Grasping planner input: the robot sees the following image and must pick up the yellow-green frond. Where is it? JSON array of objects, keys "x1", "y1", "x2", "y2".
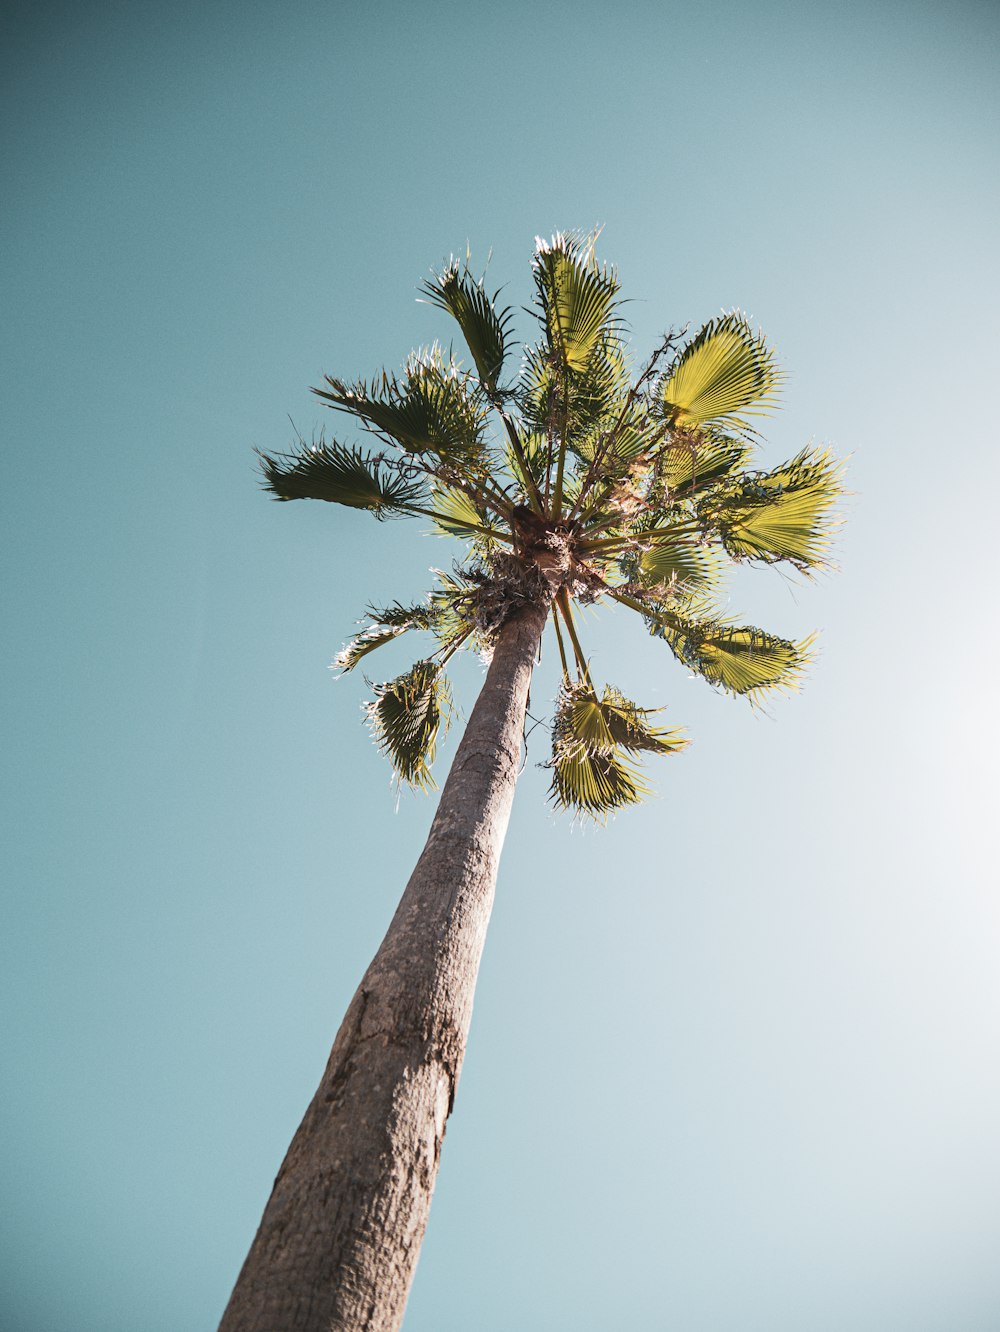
[
  {"x1": 366, "y1": 661, "x2": 452, "y2": 789},
  {"x1": 520, "y1": 334, "x2": 629, "y2": 446},
  {"x1": 430, "y1": 485, "x2": 504, "y2": 547},
  {"x1": 655, "y1": 614, "x2": 816, "y2": 702},
  {"x1": 547, "y1": 680, "x2": 686, "y2": 820},
  {"x1": 597, "y1": 686, "x2": 689, "y2": 755},
  {"x1": 659, "y1": 314, "x2": 782, "y2": 435},
  {"x1": 637, "y1": 536, "x2": 727, "y2": 594},
  {"x1": 713, "y1": 448, "x2": 844, "y2": 568},
  {"x1": 549, "y1": 745, "x2": 644, "y2": 820},
  {"x1": 657, "y1": 432, "x2": 751, "y2": 494},
  {"x1": 532, "y1": 233, "x2": 620, "y2": 373}
]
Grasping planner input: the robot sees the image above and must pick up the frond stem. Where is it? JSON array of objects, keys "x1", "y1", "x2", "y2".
[
  {"x1": 566, "y1": 332, "x2": 680, "y2": 521},
  {"x1": 405, "y1": 505, "x2": 515, "y2": 545},
  {"x1": 435, "y1": 626, "x2": 474, "y2": 666},
  {"x1": 551, "y1": 606, "x2": 571, "y2": 681},
  {"x1": 490, "y1": 397, "x2": 545, "y2": 515},
  {"x1": 556, "y1": 590, "x2": 592, "y2": 685},
  {"x1": 579, "y1": 520, "x2": 705, "y2": 554}
]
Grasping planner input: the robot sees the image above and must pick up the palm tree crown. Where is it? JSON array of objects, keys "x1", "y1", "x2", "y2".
[{"x1": 260, "y1": 231, "x2": 842, "y2": 818}]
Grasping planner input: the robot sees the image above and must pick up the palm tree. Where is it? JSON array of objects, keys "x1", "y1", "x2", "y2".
[{"x1": 219, "y1": 233, "x2": 842, "y2": 1331}]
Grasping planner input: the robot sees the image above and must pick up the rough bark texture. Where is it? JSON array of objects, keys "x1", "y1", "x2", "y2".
[{"x1": 219, "y1": 596, "x2": 549, "y2": 1332}]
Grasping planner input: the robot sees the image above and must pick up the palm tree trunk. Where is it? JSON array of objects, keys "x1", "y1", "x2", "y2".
[{"x1": 219, "y1": 595, "x2": 550, "y2": 1332}]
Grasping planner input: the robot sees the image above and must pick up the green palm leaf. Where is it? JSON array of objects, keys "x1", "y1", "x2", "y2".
[
  {"x1": 258, "y1": 441, "x2": 425, "y2": 516},
  {"x1": 711, "y1": 448, "x2": 844, "y2": 568},
  {"x1": 658, "y1": 314, "x2": 781, "y2": 435},
  {"x1": 314, "y1": 352, "x2": 487, "y2": 457},
  {"x1": 657, "y1": 432, "x2": 751, "y2": 494},
  {"x1": 333, "y1": 603, "x2": 436, "y2": 674},
  {"x1": 504, "y1": 431, "x2": 549, "y2": 489},
  {"x1": 548, "y1": 681, "x2": 686, "y2": 819},
  {"x1": 420, "y1": 260, "x2": 513, "y2": 391},
  {"x1": 521, "y1": 335, "x2": 629, "y2": 445},
  {"x1": 654, "y1": 612, "x2": 815, "y2": 701},
  {"x1": 637, "y1": 536, "x2": 726, "y2": 594},
  {"x1": 430, "y1": 485, "x2": 503, "y2": 544},
  {"x1": 366, "y1": 661, "x2": 452, "y2": 789},
  {"x1": 576, "y1": 410, "x2": 656, "y2": 467},
  {"x1": 592, "y1": 685, "x2": 688, "y2": 755},
  {"x1": 549, "y1": 744, "x2": 644, "y2": 819},
  {"x1": 532, "y1": 233, "x2": 620, "y2": 373}
]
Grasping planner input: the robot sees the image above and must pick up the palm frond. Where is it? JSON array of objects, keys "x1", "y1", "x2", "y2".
[
  {"x1": 548, "y1": 680, "x2": 686, "y2": 819},
  {"x1": 710, "y1": 448, "x2": 844, "y2": 569},
  {"x1": 366, "y1": 660, "x2": 452, "y2": 789},
  {"x1": 532, "y1": 233, "x2": 620, "y2": 372},
  {"x1": 575, "y1": 409, "x2": 657, "y2": 467},
  {"x1": 333, "y1": 602, "x2": 435, "y2": 674},
  {"x1": 658, "y1": 314, "x2": 782, "y2": 435},
  {"x1": 520, "y1": 334, "x2": 630, "y2": 445},
  {"x1": 427, "y1": 567, "x2": 485, "y2": 651},
  {"x1": 504, "y1": 431, "x2": 549, "y2": 489},
  {"x1": 652, "y1": 610, "x2": 815, "y2": 702},
  {"x1": 549, "y1": 732, "x2": 645, "y2": 819},
  {"x1": 313, "y1": 350, "x2": 487, "y2": 458},
  {"x1": 592, "y1": 685, "x2": 688, "y2": 755},
  {"x1": 258, "y1": 441, "x2": 426, "y2": 516},
  {"x1": 421, "y1": 260, "x2": 513, "y2": 391},
  {"x1": 636, "y1": 535, "x2": 727, "y2": 593},
  {"x1": 430, "y1": 484, "x2": 503, "y2": 545},
  {"x1": 656, "y1": 431, "x2": 751, "y2": 494}
]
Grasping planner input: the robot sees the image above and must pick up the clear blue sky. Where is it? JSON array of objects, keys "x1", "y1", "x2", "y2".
[{"x1": 2, "y1": 1, "x2": 998, "y2": 1328}]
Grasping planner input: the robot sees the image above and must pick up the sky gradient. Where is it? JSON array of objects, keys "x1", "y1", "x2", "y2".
[{"x1": 2, "y1": 1, "x2": 999, "y2": 1328}]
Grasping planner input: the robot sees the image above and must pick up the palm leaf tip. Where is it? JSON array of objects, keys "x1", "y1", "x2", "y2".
[
  {"x1": 659, "y1": 615, "x2": 817, "y2": 703},
  {"x1": 532, "y1": 232, "x2": 621, "y2": 373},
  {"x1": 597, "y1": 686, "x2": 689, "y2": 755},
  {"x1": 658, "y1": 313, "x2": 782, "y2": 434},
  {"x1": 313, "y1": 350, "x2": 487, "y2": 459},
  {"x1": 713, "y1": 448, "x2": 845, "y2": 569},
  {"x1": 420, "y1": 260, "x2": 512, "y2": 390},
  {"x1": 258, "y1": 441, "x2": 424, "y2": 516},
  {"x1": 547, "y1": 681, "x2": 686, "y2": 820},
  {"x1": 366, "y1": 660, "x2": 452, "y2": 789},
  {"x1": 333, "y1": 602, "x2": 436, "y2": 674}
]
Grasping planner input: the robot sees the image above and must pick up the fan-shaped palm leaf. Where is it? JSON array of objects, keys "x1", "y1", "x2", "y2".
[
  {"x1": 532, "y1": 233, "x2": 620, "y2": 373},
  {"x1": 575, "y1": 410, "x2": 656, "y2": 468},
  {"x1": 549, "y1": 743, "x2": 644, "y2": 818},
  {"x1": 430, "y1": 485, "x2": 503, "y2": 545},
  {"x1": 259, "y1": 442, "x2": 426, "y2": 516},
  {"x1": 420, "y1": 261, "x2": 513, "y2": 391},
  {"x1": 333, "y1": 603, "x2": 436, "y2": 674},
  {"x1": 591, "y1": 685, "x2": 688, "y2": 755},
  {"x1": 658, "y1": 314, "x2": 781, "y2": 435},
  {"x1": 521, "y1": 335, "x2": 629, "y2": 446},
  {"x1": 547, "y1": 681, "x2": 686, "y2": 819},
  {"x1": 657, "y1": 431, "x2": 751, "y2": 494},
  {"x1": 654, "y1": 612, "x2": 814, "y2": 702},
  {"x1": 712, "y1": 448, "x2": 843, "y2": 568},
  {"x1": 637, "y1": 536, "x2": 726, "y2": 594},
  {"x1": 314, "y1": 354, "x2": 487, "y2": 458},
  {"x1": 366, "y1": 661, "x2": 452, "y2": 789},
  {"x1": 504, "y1": 431, "x2": 549, "y2": 490}
]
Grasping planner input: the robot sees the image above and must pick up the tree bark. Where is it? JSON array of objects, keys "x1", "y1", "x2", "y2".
[{"x1": 219, "y1": 595, "x2": 549, "y2": 1332}]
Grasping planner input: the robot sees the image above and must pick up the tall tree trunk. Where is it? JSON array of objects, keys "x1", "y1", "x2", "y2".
[{"x1": 219, "y1": 595, "x2": 549, "y2": 1332}]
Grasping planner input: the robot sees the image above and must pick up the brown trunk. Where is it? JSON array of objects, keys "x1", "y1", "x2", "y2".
[{"x1": 219, "y1": 596, "x2": 549, "y2": 1332}]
